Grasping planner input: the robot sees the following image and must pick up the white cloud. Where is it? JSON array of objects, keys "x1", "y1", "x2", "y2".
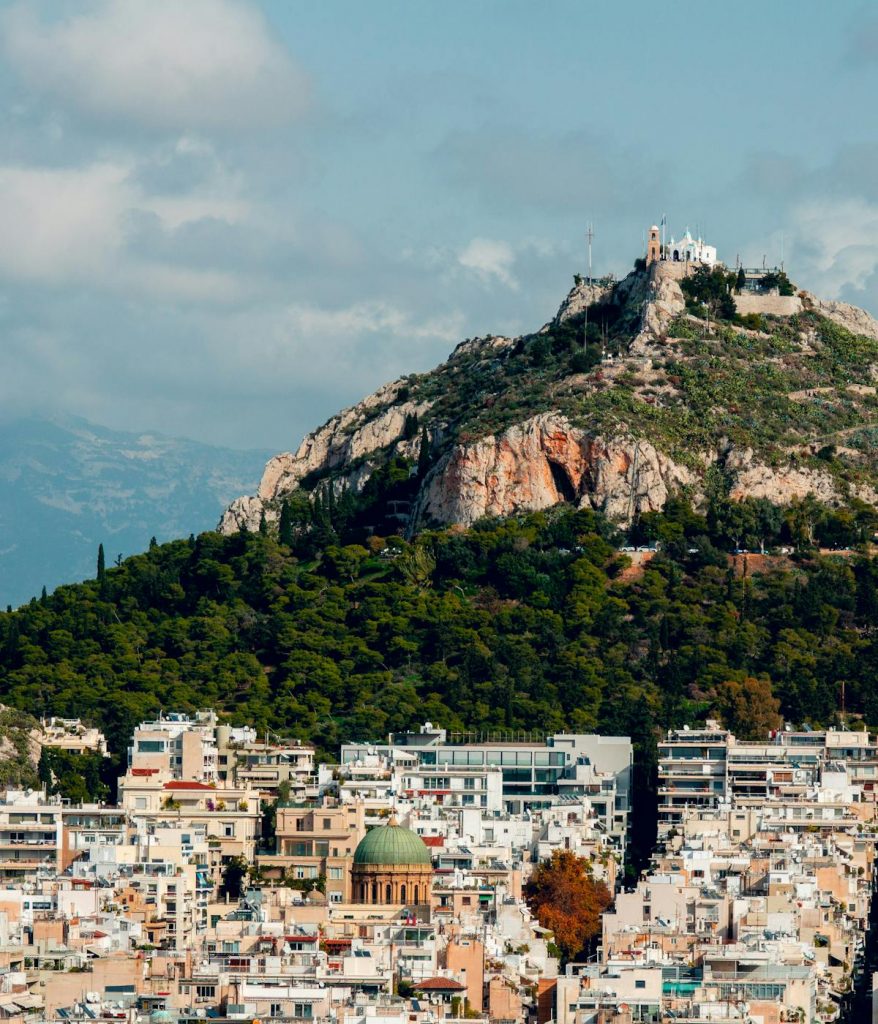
[
  {"x1": 0, "y1": 162, "x2": 130, "y2": 282},
  {"x1": 282, "y1": 301, "x2": 465, "y2": 345},
  {"x1": 0, "y1": 0, "x2": 309, "y2": 132},
  {"x1": 0, "y1": 160, "x2": 251, "y2": 301},
  {"x1": 458, "y1": 237, "x2": 518, "y2": 289},
  {"x1": 787, "y1": 198, "x2": 878, "y2": 298}
]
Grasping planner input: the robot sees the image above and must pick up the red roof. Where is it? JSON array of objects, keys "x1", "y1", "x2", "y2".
[
  {"x1": 421, "y1": 837, "x2": 445, "y2": 847},
  {"x1": 131, "y1": 768, "x2": 159, "y2": 777},
  {"x1": 416, "y1": 978, "x2": 465, "y2": 992},
  {"x1": 163, "y1": 781, "x2": 215, "y2": 790},
  {"x1": 285, "y1": 934, "x2": 318, "y2": 942}
]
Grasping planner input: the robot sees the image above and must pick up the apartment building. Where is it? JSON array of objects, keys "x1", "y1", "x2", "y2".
[
  {"x1": 256, "y1": 800, "x2": 366, "y2": 903},
  {"x1": 341, "y1": 723, "x2": 632, "y2": 850},
  {"x1": 0, "y1": 791, "x2": 64, "y2": 882}
]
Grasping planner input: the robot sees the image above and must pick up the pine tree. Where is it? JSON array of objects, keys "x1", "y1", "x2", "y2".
[
  {"x1": 258, "y1": 510, "x2": 268, "y2": 536},
  {"x1": 149, "y1": 536, "x2": 158, "y2": 551},
  {"x1": 735, "y1": 266, "x2": 746, "y2": 294}
]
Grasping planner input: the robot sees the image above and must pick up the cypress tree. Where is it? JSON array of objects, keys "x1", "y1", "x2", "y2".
[
  {"x1": 96, "y1": 544, "x2": 106, "y2": 581},
  {"x1": 403, "y1": 412, "x2": 419, "y2": 440},
  {"x1": 417, "y1": 426, "x2": 432, "y2": 479},
  {"x1": 278, "y1": 501, "x2": 295, "y2": 547}
]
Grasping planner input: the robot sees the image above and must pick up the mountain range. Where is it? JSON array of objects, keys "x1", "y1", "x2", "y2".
[{"x1": 0, "y1": 416, "x2": 267, "y2": 608}]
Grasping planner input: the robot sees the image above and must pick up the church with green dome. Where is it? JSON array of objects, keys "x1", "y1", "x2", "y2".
[{"x1": 351, "y1": 815, "x2": 433, "y2": 906}]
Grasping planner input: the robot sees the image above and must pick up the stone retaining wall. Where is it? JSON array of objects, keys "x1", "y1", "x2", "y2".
[{"x1": 734, "y1": 293, "x2": 803, "y2": 316}]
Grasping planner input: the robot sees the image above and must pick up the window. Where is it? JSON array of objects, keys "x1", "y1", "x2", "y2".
[
  {"x1": 322, "y1": 817, "x2": 331, "y2": 830},
  {"x1": 223, "y1": 823, "x2": 235, "y2": 837},
  {"x1": 137, "y1": 740, "x2": 166, "y2": 753},
  {"x1": 464, "y1": 777, "x2": 476, "y2": 790},
  {"x1": 329, "y1": 892, "x2": 342, "y2": 903},
  {"x1": 195, "y1": 985, "x2": 215, "y2": 999},
  {"x1": 294, "y1": 1003, "x2": 313, "y2": 1019},
  {"x1": 328, "y1": 867, "x2": 343, "y2": 880},
  {"x1": 635, "y1": 980, "x2": 646, "y2": 990},
  {"x1": 135, "y1": 797, "x2": 147, "y2": 810},
  {"x1": 270, "y1": 1005, "x2": 282, "y2": 1018}
]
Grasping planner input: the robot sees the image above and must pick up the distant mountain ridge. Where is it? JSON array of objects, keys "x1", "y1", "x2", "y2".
[{"x1": 0, "y1": 415, "x2": 267, "y2": 607}]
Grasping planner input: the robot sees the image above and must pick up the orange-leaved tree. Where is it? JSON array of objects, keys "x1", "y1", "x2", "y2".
[
  {"x1": 524, "y1": 849, "x2": 612, "y2": 961},
  {"x1": 712, "y1": 675, "x2": 782, "y2": 740}
]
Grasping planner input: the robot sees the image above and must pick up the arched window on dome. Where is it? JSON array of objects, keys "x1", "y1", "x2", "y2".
[
  {"x1": 413, "y1": 885, "x2": 419, "y2": 905},
  {"x1": 400, "y1": 884, "x2": 407, "y2": 904},
  {"x1": 371, "y1": 882, "x2": 377, "y2": 903},
  {"x1": 385, "y1": 883, "x2": 393, "y2": 904}
]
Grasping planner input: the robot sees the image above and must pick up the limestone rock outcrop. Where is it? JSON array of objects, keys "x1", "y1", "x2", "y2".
[
  {"x1": 221, "y1": 380, "x2": 433, "y2": 527},
  {"x1": 219, "y1": 494, "x2": 272, "y2": 534},
  {"x1": 801, "y1": 292, "x2": 878, "y2": 341},
  {"x1": 418, "y1": 413, "x2": 695, "y2": 526},
  {"x1": 630, "y1": 263, "x2": 686, "y2": 352},
  {"x1": 724, "y1": 448, "x2": 837, "y2": 505},
  {"x1": 553, "y1": 279, "x2": 614, "y2": 324}
]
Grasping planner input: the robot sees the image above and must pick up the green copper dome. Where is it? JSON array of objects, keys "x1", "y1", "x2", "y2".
[{"x1": 353, "y1": 820, "x2": 432, "y2": 867}]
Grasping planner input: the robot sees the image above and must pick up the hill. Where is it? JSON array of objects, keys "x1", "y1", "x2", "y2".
[
  {"x1": 0, "y1": 415, "x2": 267, "y2": 608},
  {"x1": 221, "y1": 262, "x2": 878, "y2": 536}
]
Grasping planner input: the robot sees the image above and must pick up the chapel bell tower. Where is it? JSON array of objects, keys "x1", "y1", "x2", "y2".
[{"x1": 646, "y1": 224, "x2": 661, "y2": 265}]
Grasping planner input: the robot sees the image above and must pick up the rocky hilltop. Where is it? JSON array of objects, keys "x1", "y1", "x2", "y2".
[{"x1": 221, "y1": 262, "x2": 878, "y2": 535}]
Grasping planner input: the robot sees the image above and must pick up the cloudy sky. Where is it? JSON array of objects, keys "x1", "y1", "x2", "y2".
[{"x1": 1, "y1": 0, "x2": 877, "y2": 450}]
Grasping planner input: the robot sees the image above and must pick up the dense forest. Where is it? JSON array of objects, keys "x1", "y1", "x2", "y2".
[{"x1": 3, "y1": 495, "x2": 878, "y2": 865}]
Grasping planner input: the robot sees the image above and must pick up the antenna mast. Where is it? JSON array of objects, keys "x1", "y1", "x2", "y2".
[{"x1": 584, "y1": 221, "x2": 594, "y2": 351}]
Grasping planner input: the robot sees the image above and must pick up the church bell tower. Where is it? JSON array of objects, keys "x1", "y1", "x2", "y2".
[{"x1": 646, "y1": 224, "x2": 661, "y2": 265}]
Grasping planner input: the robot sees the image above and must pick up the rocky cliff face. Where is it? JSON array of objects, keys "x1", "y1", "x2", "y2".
[
  {"x1": 417, "y1": 413, "x2": 695, "y2": 525},
  {"x1": 220, "y1": 264, "x2": 878, "y2": 535}
]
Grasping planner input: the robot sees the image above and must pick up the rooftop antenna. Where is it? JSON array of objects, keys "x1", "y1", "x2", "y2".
[
  {"x1": 661, "y1": 213, "x2": 667, "y2": 259},
  {"x1": 780, "y1": 232, "x2": 785, "y2": 273}
]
